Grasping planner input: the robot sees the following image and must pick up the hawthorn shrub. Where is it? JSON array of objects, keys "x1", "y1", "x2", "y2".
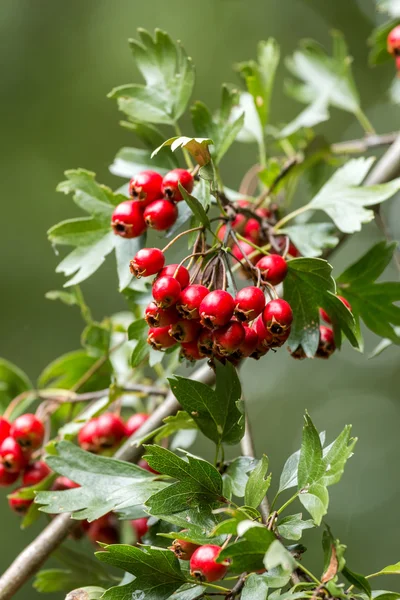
[{"x1": 0, "y1": 7, "x2": 400, "y2": 600}]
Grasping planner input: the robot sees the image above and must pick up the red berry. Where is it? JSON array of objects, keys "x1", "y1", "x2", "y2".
[
  {"x1": 319, "y1": 296, "x2": 352, "y2": 324},
  {"x1": 129, "y1": 248, "x2": 165, "y2": 278},
  {"x1": 262, "y1": 299, "x2": 293, "y2": 335},
  {"x1": 52, "y1": 476, "x2": 80, "y2": 491},
  {"x1": 0, "y1": 437, "x2": 27, "y2": 472},
  {"x1": 171, "y1": 536, "x2": 199, "y2": 560},
  {"x1": 316, "y1": 326, "x2": 336, "y2": 359},
  {"x1": 217, "y1": 224, "x2": 228, "y2": 243},
  {"x1": 388, "y1": 25, "x2": 400, "y2": 54},
  {"x1": 78, "y1": 419, "x2": 99, "y2": 453},
  {"x1": 244, "y1": 218, "x2": 262, "y2": 243},
  {"x1": 111, "y1": 200, "x2": 146, "y2": 238},
  {"x1": 234, "y1": 325, "x2": 259, "y2": 358},
  {"x1": 96, "y1": 413, "x2": 126, "y2": 449},
  {"x1": 128, "y1": 170, "x2": 163, "y2": 206},
  {"x1": 138, "y1": 458, "x2": 159, "y2": 474},
  {"x1": 213, "y1": 321, "x2": 245, "y2": 356},
  {"x1": 144, "y1": 199, "x2": 178, "y2": 231},
  {"x1": 253, "y1": 315, "x2": 274, "y2": 349},
  {"x1": 10, "y1": 414, "x2": 45, "y2": 451},
  {"x1": 256, "y1": 254, "x2": 288, "y2": 286},
  {"x1": 234, "y1": 287, "x2": 265, "y2": 322},
  {"x1": 125, "y1": 413, "x2": 149, "y2": 436},
  {"x1": 169, "y1": 319, "x2": 201, "y2": 343},
  {"x1": 276, "y1": 236, "x2": 300, "y2": 257},
  {"x1": 156, "y1": 264, "x2": 190, "y2": 290},
  {"x1": 8, "y1": 491, "x2": 33, "y2": 515},
  {"x1": 87, "y1": 514, "x2": 120, "y2": 546},
  {"x1": 145, "y1": 302, "x2": 180, "y2": 328},
  {"x1": 147, "y1": 326, "x2": 176, "y2": 350},
  {"x1": 177, "y1": 285, "x2": 210, "y2": 320},
  {"x1": 131, "y1": 517, "x2": 148, "y2": 542},
  {"x1": 198, "y1": 329, "x2": 215, "y2": 356},
  {"x1": 190, "y1": 545, "x2": 229, "y2": 582},
  {"x1": 0, "y1": 464, "x2": 19, "y2": 487},
  {"x1": 234, "y1": 199, "x2": 251, "y2": 209},
  {"x1": 152, "y1": 276, "x2": 181, "y2": 309},
  {"x1": 232, "y1": 241, "x2": 259, "y2": 264},
  {"x1": 181, "y1": 340, "x2": 205, "y2": 362},
  {"x1": 0, "y1": 418, "x2": 11, "y2": 445},
  {"x1": 231, "y1": 213, "x2": 246, "y2": 232},
  {"x1": 162, "y1": 168, "x2": 194, "y2": 201},
  {"x1": 22, "y1": 461, "x2": 51, "y2": 487},
  {"x1": 199, "y1": 290, "x2": 235, "y2": 330}
]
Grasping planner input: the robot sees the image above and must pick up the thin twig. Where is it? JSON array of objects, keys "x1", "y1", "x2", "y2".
[
  {"x1": 255, "y1": 157, "x2": 299, "y2": 208},
  {"x1": 331, "y1": 132, "x2": 398, "y2": 155},
  {"x1": 226, "y1": 572, "x2": 247, "y2": 599}
]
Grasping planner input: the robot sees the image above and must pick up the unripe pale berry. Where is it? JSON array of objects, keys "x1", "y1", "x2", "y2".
[
  {"x1": 316, "y1": 325, "x2": 336, "y2": 359},
  {"x1": 319, "y1": 296, "x2": 352, "y2": 324},
  {"x1": 234, "y1": 286, "x2": 265, "y2": 322},
  {"x1": 213, "y1": 321, "x2": 245, "y2": 356},
  {"x1": 181, "y1": 340, "x2": 205, "y2": 362},
  {"x1": 111, "y1": 200, "x2": 146, "y2": 238},
  {"x1": 22, "y1": 461, "x2": 51, "y2": 487},
  {"x1": 169, "y1": 319, "x2": 202, "y2": 343},
  {"x1": 0, "y1": 418, "x2": 11, "y2": 445},
  {"x1": 147, "y1": 326, "x2": 177, "y2": 350},
  {"x1": 10, "y1": 414, "x2": 45, "y2": 451},
  {"x1": 144, "y1": 199, "x2": 178, "y2": 231},
  {"x1": 199, "y1": 290, "x2": 235, "y2": 330},
  {"x1": 96, "y1": 413, "x2": 126, "y2": 449},
  {"x1": 152, "y1": 276, "x2": 181, "y2": 308},
  {"x1": 131, "y1": 517, "x2": 149, "y2": 542},
  {"x1": 190, "y1": 545, "x2": 229, "y2": 582},
  {"x1": 78, "y1": 419, "x2": 100, "y2": 453},
  {"x1": 128, "y1": 170, "x2": 163, "y2": 206},
  {"x1": 129, "y1": 248, "x2": 165, "y2": 278},
  {"x1": 0, "y1": 437, "x2": 27, "y2": 472},
  {"x1": 162, "y1": 168, "x2": 194, "y2": 201},
  {"x1": 156, "y1": 264, "x2": 190, "y2": 290},
  {"x1": 8, "y1": 491, "x2": 33, "y2": 515},
  {"x1": 256, "y1": 254, "x2": 288, "y2": 286},
  {"x1": 145, "y1": 302, "x2": 180, "y2": 328},
  {"x1": 262, "y1": 299, "x2": 293, "y2": 335},
  {"x1": 171, "y1": 536, "x2": 199, "y2": 560},
  {"x1": 125, "y1": 413, "x2": 149, "y2": 436},
  {"x1": 177, "y1": 285, "x2": 210, "y2": 320}
]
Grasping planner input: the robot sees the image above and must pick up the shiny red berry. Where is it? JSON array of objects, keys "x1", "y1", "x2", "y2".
[
  {"x1": 169, "y1": 319, "x2": 201, "y2": 343},
  {"x1": 0, "y1": 418, "x2": 11, "y2": 444},
  {"x1": 388, "y1": 25, "x2": 400, "y2": 54},
  {"x1": 0, "y1": 437, "x2": 27, "y2": 472},
  {"x1": 152, "y1": 276, "x2": 181, "y2": 308},
  {"x1": 234, "y1": 287, "x2": 265, "y2": 322},
  {"x1": 253, "y1": 315, "x2": 274, "y2": 349},
  {"x1": 198, "y1": 328, "x2": 215, "y2": 356},
  {"x1": 128, "y1": 170, "x2": 163, "y2": 206},
  {"x1": 138, "y1": 458, "x2": 159, "y2": 474},
  {"x1": 177, "y1": 285, "x2": 209, "y2": 320},
  {"x1": 125, "y1": 413, "x2": 149, "y2": 436},
  {"x1": 78, "y1": 419, "x2": 99, "y2": 453},
  {"x1": 8, "y1": 491, "x2": 33, "y2": 515},
  {"x1": 156, "y1": 264, "x2": 190, "y2": 290},
  {"x1": 171, "y1": 536, "x2": 199, "y2": 560},
  {"x1": 22, "y1": 461, "x2": 51, "y2": 487},
  {"x1": 319, "y1": 296, "x2": 352, "y2": 324},
  {"x1": 316, "y1": 326, "x2": 336, "y2": 359},
  {"x1": 181, "y1": 340, "x2": 205, "y2": 362},
  {"x1": 144, "y1": 302, "x2": 180, "y2": 328},
  {"x1": 10, "y1": 414, "x2": 45, "y2": 451},
  {"x1": 262, "y1": 299, "x2": 293, "y2": 335},
  {"x1": 243, "y1": 218, "x2": 263, "y2": 243},
  {"x1": 144, "y1": 199, "x2": 178, "y2": 231},
  {"x1": 233, "y1": 325, "x2": 259, "y2": 358},
  {"x1": 129, "y1": 248, "x2": 165, "y2": 278},
  {"x1": 213, "y1": 321, "x2": 245, "y2": 356},
  {"x1": 111, "y1": 200, "x2": 146, "y2": 238},
  {"x1": 232, "y1": 241, "x2": 259, "y2": 265},
  {"x1": 199, "y1": 290, "x2": 235, "y2": 330},
  {"x1": 147, "y1": 326, "x2": 177, "y2": 350},
  {"x1": 52, "y1": 476, "x2": 80, "y2": 490},
  {"x1": 0, "y1": 464, "x2": 19, "y2": 487},
  {"x1": 190, "y1": 545, "x2": 229, "y2": 582},
  {"x1": 96, "y1": 413, "x2": 126, "y2": 449},
  {"x1": 256, "y1": 254, "x2": 288, "y2": 286},
  {"x1": 87, "y1": 514, "x2": 120, "y2": 546},
  {"x1": 131, "y1": 517, "x2": 149, "y2": 542},
  {"x1": 162, "y1": 168, "x2": 194, "y2": 201}
]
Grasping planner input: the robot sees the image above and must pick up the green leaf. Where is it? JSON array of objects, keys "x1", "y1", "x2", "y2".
[
  {"x1": 283, "y1": 258, "x2": 358, "y2": 357},
  {"x1": 343, "y1": 566, "x2": 371, "y2": 597},
  {"x1": 223, "y1": 456, "x2": 257, "y2": 499},
  {"x1": 48, "y1": 217, "x2": 111, "y2": 247},
  {"x1": 97, "y1": 544, "x2": 186, "y2": 600},
  {"x1": 298, "y1": 413, "x2": 324, "y2": 489},
  {"x1": 169, "y1": 361, "x2": 244, "y2": 446},
  {"x1": 321, "y1": 425, "x2": 357, "y2": 486},
  {"x1": 278, "y1": 94, "x2": 330, "y2": 138},
  {"x1": 38, "y1": 350, "x2": 112, "y2": 392},
  {"x1": 171, "y1": 584, "x2": 205, "y2": 600},
  {"x1": 114, "y1": 235, "x2": 147, "y2": 292},
  {"x1": 242, "y1": 573, "x2": 269, "y2": 600},
  {"x1": 219, "y1": 521, "x2": 275, "y2": 573},
  {"x1": 245, "y1": 455, "x2": 271, "y2": 508},
  {"x1": 277, "y1": 514, "x2": 314, "y2": 541},
  {"x1": 130, "y1": 340, "x2": 150, "y2": 368},
  {"x1": 299, "y1": 482, "x2": 329, "y2": 525},
  {"x1": 322, "y1": 526, "x2": 346, "y2": 581},
  {"x1": 137, "y1": 411, "x2": 197, "y2": 446},
  {"x1": 370, "y1": 561, "x2": 400, "y2": 576},
  {"x1": 45, "y1": 289, "x2": 80, "y2": 306},
  {"x1": 368, "y1": 19, "x2": 400, "y2": 65},
  {"x1": 279, "y1": 433, "x2": 325, "y2": 493},
  {"x1": 179, "y1": 185, "x2": 211, "y2": 228},
  {"x1": 263, "y1": 539, "x2": 297, "y2": 573},
  {"x1": 337, "y1": 242, "x2": 400, "y2": 344},
  {"x1": 306, "y1": 158, "x2": 400, "y2": 234},
  {"x1": 280, "y1": 223, "x2": 339, "y2": 258},
  {"x1": 0, "y1": 358, "x2": 32, "y2": 414},
  {"x1": 109, "y1": 145, "x2": 178, "y2": 179},
  {"x1": 378, "y1": 0, "x2": 400, "y2": 18},
  {"x1": 152, "y1": 136, "x2": 212, "y2": 167},
  {"x1": 81, "y1": 323, "x2": 111, "y2": 357},
  {"x1": 36, "y1": 441, "x2": 164, "y2": 521}
]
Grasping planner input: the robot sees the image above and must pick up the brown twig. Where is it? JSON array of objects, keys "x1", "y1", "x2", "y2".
[{"x1": 226, "y1": 572, "x2": 247, "y2": 599}]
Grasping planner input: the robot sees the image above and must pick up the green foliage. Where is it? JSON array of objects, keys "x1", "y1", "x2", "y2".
[
  {"x1": 38, "y1": 350, "x2": 112, "y2": 392},
  {"x1": 244, "y1": 455, "x2": 271, "y2": 508},
  {"x1": 219, "y1": 521, "x2": 275, "y2": 573},
  {"x1": 280, "y1": 223, "x2": 338, "y2": 258},
  {"x1": 152, "y1": 136, "x2": 212, "y2": 166},
  {"x1": 0, "y1": 358, "x2": 32, "y2": 415},
  {"x1": 368, "y1": 19, "x2": 400, "y2": 65}
]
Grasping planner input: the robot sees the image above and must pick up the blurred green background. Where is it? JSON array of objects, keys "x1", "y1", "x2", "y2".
[{"x1": 1, "y1": 0, "x2": 400, "y2": 597}]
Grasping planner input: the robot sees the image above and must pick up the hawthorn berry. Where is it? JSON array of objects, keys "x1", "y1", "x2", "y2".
[
  {"x1": 22, "y1": 461, "x2": 51, "y2": 487},
  {"x1": 128, "y1": 170, "x2": 163, "y2": 206},
  {"x1": 262, "y1": 299, "x2": 293, "y2": 335},
  {"x1": 96, "y1": 413, "x2": 126, "y2": 449},
  {"x1": 232, "y1": 241, "x2": 259, "y2": 265},
  {"x1": 256, "y1": 254, "x2": 288, "y2": 286},
  {"x1": 125, "y1": 413, "x2": 149, "y2": 436},
  {"x1": 131, "y1": 517, "x2": 149, "y2": 542},
  {"x1": 162, "y1": 168, "x2": 194, "y2": 201},
  {"x1": 316, "y1": 325, "x2": 336, "y2": 359},
  {"x1": 147, "y1": 326, "x2": 177, "y2": 350},
  {"x1": 78, "y1": 419, "x2": 100, "y2": 453},
  {"x1": 199, "y1": 290, "x2": 235, "y2": 329},
  {"x1": 156, "y1": 264, "x2": 190, "y2": 289},
  {"x1": 253, "y1": 315, "x2": 274, "y2": 349},
  {"x1": 129, "y1": 248, "x2": 165, "y2": 278},
  {"x1": 169, "y1": 319, "x2": 201, "y2": 343},
  {"x1": 190, "y1": 545, "x2": 229, "y2": 582},
  {"x1": 0, "y1": 418, "x2": 11, "y2": 444},
  {"x1": 8, "y1": 492, "x2": 33, "y2": 515},
  {"x1": 144, "y1": 199, "x2": 178, "y2": 230},
  {"x1": 180, "y1": 340, "x2": 205, "y2": 362},
  {"x1": 87, "y1": 515, "x2": 120, "y2": 546},
  {"x1": 177, "y1": 285, "x2": 209, "y2": 320},
  {"x1": 243, "y1": 218, "x2": 262, "y2": 243},
  {"x1": 233, "y1": 325, "x2": 259, "y2": 358},
  {"x1": 319, "y1": 296, "x2": 352, "y2": 324},
  {"x1": 144, "y1": 302, "x2": 180, "y2": 328},
  {"x1": 171, "y1": 536, "x2": 199, "y2": 560},
  {"x1": 0, "y1": 464, "x2": 19, "y2": 487},
  {"x1": 198, "y1": 328, "x2": 215, "y2": 356},
  {"x1": 0, "y1": 437, "x2": 27, "y2": 472},
  {"x1": 152, "y1": 276, "x2": 181, "y2": 308},
  {"x1": 387, "y1": 25, "x2": 400, "y2": 56},
  {"x1": 10, "y1": 413, "x2": 45, "y2": 451},
  {"x1": 234, "y1": 286, "x2": 265, "y2": 322},
  {"x1": 111, "y1": 200, "x2": 146, "y2": 238},
  {"x1": 52, "y1": 476, "x2": 80, "y2": 491},
  {"x1": 213, "y1": 321, "x2": 245, "y2": 356},
  {"x1": 276, "y1": 236, "x2": 300, "y2": 257}
]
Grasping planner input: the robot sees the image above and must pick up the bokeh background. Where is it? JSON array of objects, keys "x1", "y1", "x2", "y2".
[{"x1": 1, "y1": 0, "x2": 400, "y2": 597}]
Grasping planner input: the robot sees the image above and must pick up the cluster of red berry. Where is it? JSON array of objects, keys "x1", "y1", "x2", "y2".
[
  {"x1": 170, "y1": 538, "x2": 229, "y2": 583},
  {"x1": 111, "y1": 169, "x2": 194, "y2": 237},
  {"x1": 388, "y1": 25, "x2": 400, "y2": 72}
]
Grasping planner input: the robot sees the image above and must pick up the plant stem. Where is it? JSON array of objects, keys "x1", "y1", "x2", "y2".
[
  {"x1": 355, "y1": 109, "x2": 376, "y2": 135},
  {"x1": 276, "y1": 491, "x2": 299, "y2": 515},
  {"x1": 296, "y1": 562, "x2": 321, "y2": 586},
  {"x1": 174, "y1": 122, "x2": 194, "y2": 169},
  {"x1": 162, "y1": 226, "x2": 204, "y2": 253},
  {"x1": 74, "y1": 284, "x2": 93, "y2": 325},
  {"x1": 273, "y1": 205, "x2": 310, "y2": 231}
]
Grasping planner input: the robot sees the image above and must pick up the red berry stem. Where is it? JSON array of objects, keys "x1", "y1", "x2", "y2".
[{"x1": 161, "y1": 226, "x2": 205, "y2": 254}]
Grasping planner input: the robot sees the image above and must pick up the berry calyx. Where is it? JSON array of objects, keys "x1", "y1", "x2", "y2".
[
  {"x1": 22, "y1": 461, "x2": 51, "y2": 487},
  {"x1": 189, "y1": 545, "x2": 229, "y2": 582},
  {"x1": 162, "y1": 168, "x2": 194, "y2": 201},
  {"x1": 10, "y1": 414, "x2": 45, "y2": 451},
  {"x1": 128, "y1": 170, "x2": 163, "y2": 206},
  {"x1": 256, "y1": 254, "x2": 288, "y2": 286},
  {"x1": 198, "y1": 329, "x2": 215, "y2": 356},
  {"x1": 262, "y1": 299, "x2": 293, "y2": 335},
  {"x1": 131, "y1": 517, "x2": 149, "y2": 542},
  {"x1": 199, "y1": 290, "x2": 235, "y2": 330},
  {"x1": 181, "y1": 340, "x2": 205, "y2": 362},
  {"x1": 234, "y1": 286, "x2": 265, "y2": 322},
  {"x1": 96, "y1": 413, "x2": 126, "y2": 449},
  {"x1": 147, "y1": 326, "x2": 177, "y2": 350},
  {"x1": 171, "y1": 536, "x2": 199, "y2": 560},
  {"x1": 213, "y1": 321, "x2": 245, "y2": 356},
  {"x1": 169, "y1": 319, "x2": 201, "y2": 343},
  {"x1": 78, "y1": 419, "x2": 100, "y2": 453},
  {"x1": 156, "y1": 264, "x2": 190, "y2": 290},
  {"x1": 0, "y1": 437, "x2": 27, "y2": 472},
  {"x1": 0, "y1": 464, "x2": 19, "y2": 487},
  {"x1": 8, "y1": 491, "x2": 33, "y2": 515},
  {"x1": 130, "y1": 248, "x2": 165, "y2": 278},
  {"x1": 319, "y1": 296, "x2": 352, "y2": 324},
  {"x1": 144, "y1": 199, "x2": 178, "y2": 231},
  {"x1": 0, "y1": 418, "x2": 11, "y2": 444},
  {"x1": 152, "y1": 276, "x2": 181, "y2": 308},
  {"x1": 177, "y1": 285, "x2": 210, "y2": 320},
  {"x1": 125, "y1": 413, "x2": 149, "y2": 436},
  {"x1": 111, "y1": 200, "x2": 146, "y2": 238},
  {"x1": 144, "y1": 303, "x2": 180, "y2": 328},
  {"x1": 316, "y1": 326, "x2": 336, "y2": 359}
]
